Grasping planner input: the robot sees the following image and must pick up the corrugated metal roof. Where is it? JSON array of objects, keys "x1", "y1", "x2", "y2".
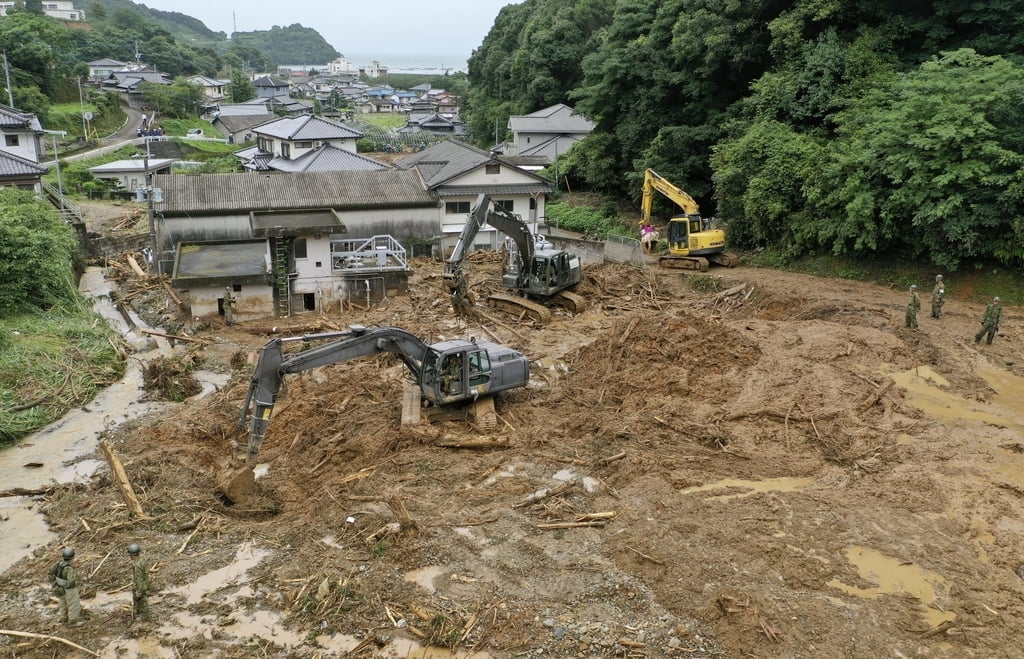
[{"x1": 153, "y1": 170, "x2": 435, "y2": 214}]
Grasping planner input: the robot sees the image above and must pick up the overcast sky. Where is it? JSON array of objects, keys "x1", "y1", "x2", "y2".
[{"x1": 137, "y1": 0, "x2": 523, "y2": 64}]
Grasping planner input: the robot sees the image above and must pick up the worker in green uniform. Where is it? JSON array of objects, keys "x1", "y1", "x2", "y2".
[
  {"x1": 223, "y1": 287, "x2": 236, "y2": 326},
  {"x1": 931, "y1": 274, "x2": 945, "y2": 319},
  {"x1": 975, "y1": 297, "x2": 1003, "y2": 345},
  {"x1": 905, "y1": 285, "x2": 921, "y2": 329},
  {"x1": 128, "y1": 543, "x2": 151, "y2": 621},
  {"x1": 49, "y1": 547, "x2": 81, "y2": 623}
]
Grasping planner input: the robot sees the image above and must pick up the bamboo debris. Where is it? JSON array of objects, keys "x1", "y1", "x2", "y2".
[
  {"x1": 99, "y1": 440, "x2": 145, "y2": 518},
  {"x1": 513, "y1": 479, "x2": 577, "y2": 508},
  {"x1": 364, "y1": 522, "x2": 402, "y2": 546},
  {"x1": 438, "y1": 436, "x2": 511, "y2": 449},
  {"x1": 0, "y1": 630, "x2": 98, "y2": 656},
  {"x1": 536, "y1": 511, "x2": 617, "y2": 530},
  {"x1": 138, "y1": 328, "x2": 206, "y2": 344},
  {"x1": 595, "y1": 451, "x2": 627, "y2": 465}
]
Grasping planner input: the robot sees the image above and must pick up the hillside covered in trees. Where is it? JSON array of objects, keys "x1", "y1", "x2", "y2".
[
  {"x1": 88, "y1": 0, "x2": 339, "y2": 65},
  {"x1": 464, "y1": 0, "x2": 1024, "y2": 270}
]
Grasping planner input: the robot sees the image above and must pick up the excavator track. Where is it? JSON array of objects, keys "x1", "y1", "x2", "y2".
[
  {"x1": 553, "y1": 289, "x2": 586, "y2": 314},
  {"x1": 659, "y1": 256, "x2": 710, "y2": 272},
  {"x1": 709, "y1": 252, "x2": 739, "y2": 267},
  {"x1": 486, "y1": 292, "x2": 552, "y2": 324}
]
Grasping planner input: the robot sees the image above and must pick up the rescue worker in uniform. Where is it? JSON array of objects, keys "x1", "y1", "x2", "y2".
[
  {"x1": 441, "y1": 355, "x2": 462, "y2": 395},
  {"x1": 931, "y1": 274, "x2": 945, "y2": 319},
  {"x1": 49, "y1": 547, "x2": 81, "y2": 623},
  {"x1": 128, "y1": 543, "x2": 151, "y2": 621},
  {"x1": 223, "y1": 287, "x2": 236, "y2": 326},
  {"x1": 975, "y1": 296, "x2": 1003, "y2": 345},
  {"x1": 905, "y1": 285, "x2": 921, "y2": 329}
]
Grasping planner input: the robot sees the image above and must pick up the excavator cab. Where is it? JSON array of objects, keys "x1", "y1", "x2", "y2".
[{"x1": 422, "y1": 343, "x2": 509, "y2": 405}]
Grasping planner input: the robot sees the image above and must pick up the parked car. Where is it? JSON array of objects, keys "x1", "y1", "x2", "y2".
[{"x1": 185, "y1": 128, "x2": 204, "y2": 138}]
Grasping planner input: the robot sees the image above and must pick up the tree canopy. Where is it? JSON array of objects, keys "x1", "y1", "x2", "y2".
[{"x1": 466, "y1": 0, "x2": 1024, "y2": 268}]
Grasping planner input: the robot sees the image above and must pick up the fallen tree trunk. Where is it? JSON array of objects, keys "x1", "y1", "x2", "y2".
[{"x1": 99, "y1": 440, "x2": 145, "y2": 518}]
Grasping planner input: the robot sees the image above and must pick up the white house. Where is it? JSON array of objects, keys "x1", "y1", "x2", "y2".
[
  {"x1": 0, "y1": 105, "x2": 46, "y2": 191},
  {"x1": 504, "y1": 103, "x2": 595, "y2": 162},
  {"x1": 0, "y1": 0, "x2": 83, "y2": 20},
  {"x1": 395, "y1": 140, "x2": 553, "y2": 254},
  {"x1": 235, "y1": 115, "x2": 364, "y2": 172}
]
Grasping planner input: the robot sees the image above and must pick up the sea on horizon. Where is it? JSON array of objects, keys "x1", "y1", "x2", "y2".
[{"x1": 281, "y1": 52, "x2": 470, "y2": 76}]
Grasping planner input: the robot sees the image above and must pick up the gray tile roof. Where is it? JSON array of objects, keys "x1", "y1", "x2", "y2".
[
  {"x1": 0, "y1": 104, "x2": 42, "y2": 131},
  {"x1": 268, "y1": 145, "x2": 389, "y2": 173},
  {"x1": 214, "y1": 115, "x2": 269, "y2": 134},
  {"x1": 216, "y1": 103, "x2": 271, "y2": 117},
  {"x1": 434, "y1": 184, "x2": 552, "y2": 197},
  {"x1": 395, "y1": 140, "x2": 549, "y2": 190},
  {"x1": 254, "y1": 115, "x2": 362, "y2": 140},
  {"x1": 394, "y1": 140, "x2": 493, "y2": 186},
  {"x1": 0, "y1": 150, "x2": 46, "y2": 176},
  {"x1": 508, "y1": 103, "x2": 595, "y2": 134},
  {"x1": 153, "y1": 170, "x2": 434, "y2": 214}
]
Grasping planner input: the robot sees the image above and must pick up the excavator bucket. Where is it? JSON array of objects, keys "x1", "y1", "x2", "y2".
[{"x1": 218, "y1": 466, "x2": 257, "y2": 505}]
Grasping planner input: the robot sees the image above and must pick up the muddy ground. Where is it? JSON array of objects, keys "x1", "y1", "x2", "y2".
[{"x1": 2, "y1": 247, "x2": 1024, "y2": 658}]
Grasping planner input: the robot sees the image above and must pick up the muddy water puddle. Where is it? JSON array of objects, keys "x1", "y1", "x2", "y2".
[
  {"x1": 886, "y1": 362, "x2": 1024, "y2": 489},
  {"x1": 827, "y1": 546, "x2": 956, "y2": 627},
  {"x1": 100, "y1": 544, "x2": 488, "y2": 658}
]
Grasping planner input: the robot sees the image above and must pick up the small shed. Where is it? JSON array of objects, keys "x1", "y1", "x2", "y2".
[
  {"x1": 89, "y1": 158, "x2": 175, "y2": 192},
  {"x1": 171, "y1": 240, "x2": 273, "y2": 322}
]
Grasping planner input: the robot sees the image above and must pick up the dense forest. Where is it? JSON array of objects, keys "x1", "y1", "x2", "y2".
[{"x1": 465, "y1": 0, "x2": 1024, "y2": 269}]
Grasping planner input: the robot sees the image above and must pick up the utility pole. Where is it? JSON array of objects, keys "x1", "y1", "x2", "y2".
[
  {"x1": 2, "y1": 51, "x2": 13, "y2": 107},
  {"x1": 77, "y1": 77, "x2": 87, "y2": 138},
  {"x1": 144, "y1": 136, "x2": 157, "y2": 273}
]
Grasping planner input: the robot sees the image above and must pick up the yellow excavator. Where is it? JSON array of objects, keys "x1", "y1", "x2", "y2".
[{"x1": 641, "y1": 168, "x2": 737, "y2": 271}]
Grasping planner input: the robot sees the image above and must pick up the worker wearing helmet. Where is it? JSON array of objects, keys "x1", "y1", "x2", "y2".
[
  {"x1": 49, "y1": 547, "x2": 81, "y2": 623},
  {"x1": 975, "y1": 296, "x2": 1003, "y2": 345},
  {"x1": 905, "y1": 285, "x2": 921, "y2": 329},
  {"x1": 931, "y1": 275, "x2": 946, "y2": 319},
  {"x1": 127, "y1": 543, "x2": 151, "y2": 621}
]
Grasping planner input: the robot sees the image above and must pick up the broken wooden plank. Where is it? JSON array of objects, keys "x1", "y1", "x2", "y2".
[{"x1": 859, "y1": 378, "x2": 895, "y2": 413}]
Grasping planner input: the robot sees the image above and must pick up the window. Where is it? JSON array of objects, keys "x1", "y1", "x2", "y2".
[
  {"x1": 281, "y1": 143, "x2": 290, "y2": 158},
  {"x1": 5, "y1": 135, "x2": 19, "y2": 147},
  {"x1": 495, "y1": 199, "x2": 514, "y2": 212},
  {"x1": 445, "y1": 201, "x2": 470, "y2": 214},
  {"x1": 293, "y1": 238, "x2": 308, "y2": 259},
  {"x1": 296, "y1": 141, "x2": 313, "y2": 148},
  {"x1": 485, "y1": 163, "x2": 500, "y2": 175}
]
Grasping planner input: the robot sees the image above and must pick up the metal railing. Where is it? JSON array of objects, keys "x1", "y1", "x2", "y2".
[{"x1": 40, "y1": 180, "x2": 85, "y2": 225}]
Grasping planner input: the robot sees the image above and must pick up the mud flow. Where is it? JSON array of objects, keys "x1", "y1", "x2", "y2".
[{"x1": 2, "y1": 259, "x2": 1023, "y2": 657}]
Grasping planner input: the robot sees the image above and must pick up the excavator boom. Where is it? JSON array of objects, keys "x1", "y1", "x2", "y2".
[
  {"x1": 640, "y1": 168, "x2": 736, "y2": 271},
  {"x1": 237, "y1": 324, "x2": 529, "y2": 468},
  {"x1": 445, "y1": 194, "x2": 585, "y2": 320}
]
